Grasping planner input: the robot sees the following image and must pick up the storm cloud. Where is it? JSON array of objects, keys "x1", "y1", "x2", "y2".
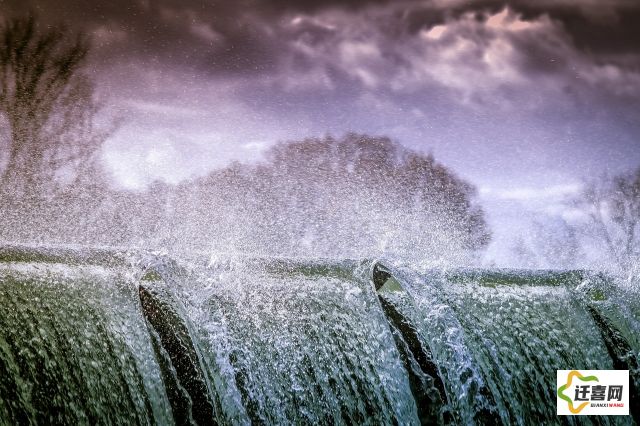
[
  {"x1": 2, "y1": 0, "x2": 638, "y2": 176},
  {"x1": 5, "y1": 0, "x2": 639, "y2": 86},
  {"x1": 2, "y1": 0, "x2": 639, "y2": 263}
]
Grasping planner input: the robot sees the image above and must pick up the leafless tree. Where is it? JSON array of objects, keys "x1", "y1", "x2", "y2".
[
  {"x1": 0, "y1": 16, "x2": 106, "y2": 197},
  {"x1": 574, "y1": 168, "x2": 640, "y2": 271},
  {"x1": 510, "y1": 219, "x2": 581, "y2": 269}
]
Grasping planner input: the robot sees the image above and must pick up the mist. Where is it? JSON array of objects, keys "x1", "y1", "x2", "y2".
[{"x1": 0, "y1": 1, "x2": 639, "y2": 272}]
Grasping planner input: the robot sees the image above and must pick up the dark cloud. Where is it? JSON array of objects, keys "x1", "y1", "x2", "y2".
[
  {"x1": 260, "y1": 0, "x2": 391, "y2": 13},
  {"x1": 3, "y1": 0, "x2": 639, "y2": 81},
  {"x1": 1, "y1": 0, "x2": 638, "y2": 191}
]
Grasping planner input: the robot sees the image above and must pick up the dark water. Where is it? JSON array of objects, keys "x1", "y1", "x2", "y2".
[{"x1": 0, "y1": 246, "x2": 638, "y2": 425}]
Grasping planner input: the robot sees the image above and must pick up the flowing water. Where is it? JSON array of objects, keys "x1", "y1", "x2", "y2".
[{"x1": 0, "y1": 245, "x2": 638, "y2": 425}]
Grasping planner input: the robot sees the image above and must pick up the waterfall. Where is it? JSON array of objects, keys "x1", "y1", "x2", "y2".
[{"x1": 0, "y1": 245, "x2": 637, "y2": 425}]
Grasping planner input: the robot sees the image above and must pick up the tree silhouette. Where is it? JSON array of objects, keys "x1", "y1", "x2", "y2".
[
  {"x1": 0, "y1": 16, "x2": 105, "y2": 197},
  {"x1": 169, "y1": 134, "x2": 490, "y2": 262},
  {"x1": 574, "y1": 168, "x2": 640, "y2": 271}
]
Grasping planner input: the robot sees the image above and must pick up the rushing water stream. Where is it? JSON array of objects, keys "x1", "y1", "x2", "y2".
[{"x1": 0, "y1": 245, "x2": 638, "y2": 425}]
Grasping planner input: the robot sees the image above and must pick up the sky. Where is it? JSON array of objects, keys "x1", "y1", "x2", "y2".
[{"x1": 3, "y1": 0, "x2": 640, "y2": 263}]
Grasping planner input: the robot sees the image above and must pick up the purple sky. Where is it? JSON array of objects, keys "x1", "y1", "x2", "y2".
[{"x1": 3, "y1": 0, "x2": 640, "y2": 264}]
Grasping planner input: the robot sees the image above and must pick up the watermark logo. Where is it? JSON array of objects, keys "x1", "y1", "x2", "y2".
[{"x1": 557, "y1": 370, "x2": 629, "y2": 415}]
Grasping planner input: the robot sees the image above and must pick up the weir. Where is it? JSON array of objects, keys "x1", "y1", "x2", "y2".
[{"x1": 0, "y1": 245, "x2": 638, "y2": 425}]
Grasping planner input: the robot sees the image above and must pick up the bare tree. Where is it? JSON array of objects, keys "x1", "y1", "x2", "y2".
[
  {"x1": 510, "y1": 219, "x2": 581, "y2": 269},
  {"x1": 0, "y1": 16, "x2": 106, "y2": 197},
  {"x1": 574, "y1": 168, "x2": 640, "y2": 271}
]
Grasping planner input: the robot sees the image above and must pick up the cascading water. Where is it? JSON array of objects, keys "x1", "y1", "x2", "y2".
[
  {"x1": 0, "y1": 256, "x2": 173, "y2": 423},
  {"x1": 0, "y1": 245, "x2": 638, "y2": 425},
  {"x1": 375, "y1": 265, "x2": 639, "y2": 425}
]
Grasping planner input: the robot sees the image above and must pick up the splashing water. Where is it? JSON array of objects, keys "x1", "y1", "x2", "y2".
[{"x1": 0, "y1": 245, "x2": 638, "y2": 424}]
